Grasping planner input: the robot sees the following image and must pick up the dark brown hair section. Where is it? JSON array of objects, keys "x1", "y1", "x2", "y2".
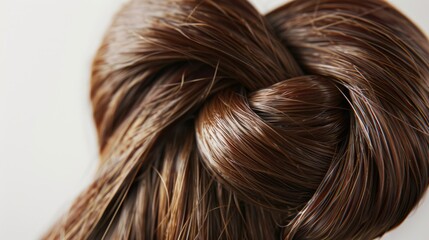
[{"x1": 44, "y1": 0, "x2": 429, "y2": 239}]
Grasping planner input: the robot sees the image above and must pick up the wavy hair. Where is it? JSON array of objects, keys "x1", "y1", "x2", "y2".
[{"x1": 45, "y1": 0, "x2": 429, "y2": 239}]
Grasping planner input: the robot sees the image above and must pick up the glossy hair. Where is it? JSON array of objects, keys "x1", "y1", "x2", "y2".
[{"x1": 44, "y1": 0, "x2": 429, "y2": 239}]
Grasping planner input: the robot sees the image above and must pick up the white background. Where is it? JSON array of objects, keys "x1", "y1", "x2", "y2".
[{"x1": 0, "y1": 0, "x2": 428, "y2": 239}]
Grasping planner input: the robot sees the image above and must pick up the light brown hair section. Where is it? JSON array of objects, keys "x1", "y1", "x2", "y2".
[{"x1": 44, "y1": 0, "x2": 429, "y2": 239}]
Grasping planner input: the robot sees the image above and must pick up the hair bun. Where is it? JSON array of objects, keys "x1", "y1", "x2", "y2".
[{"x1": 45, "y1": 0, "x2": 429, "y2": 239}]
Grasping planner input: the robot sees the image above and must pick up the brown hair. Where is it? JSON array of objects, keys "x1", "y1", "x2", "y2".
[{"x1": 44, "y1": 0, "x2": 429, "y2": 239}]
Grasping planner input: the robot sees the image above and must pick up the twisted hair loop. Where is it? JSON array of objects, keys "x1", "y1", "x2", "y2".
[{"x1": 45, "y1": 0, "x2": 429, "y2": 239}]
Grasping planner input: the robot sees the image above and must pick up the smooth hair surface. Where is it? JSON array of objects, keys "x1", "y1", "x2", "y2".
[{"x1": 45, "y1": 0, "x2": 429, "y2": 239}]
